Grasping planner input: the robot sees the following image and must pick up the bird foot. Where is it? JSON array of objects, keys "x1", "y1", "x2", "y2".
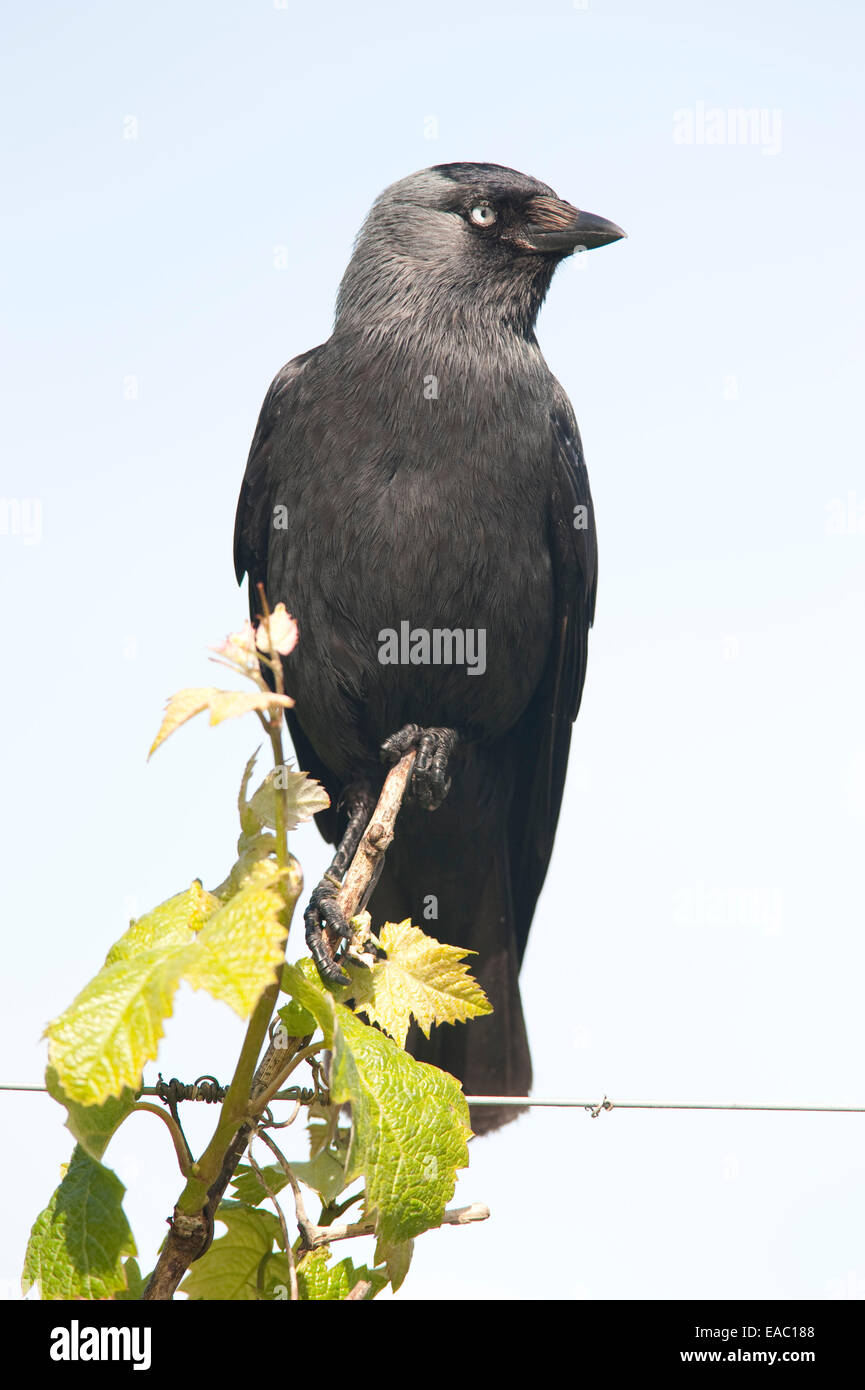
[
  {"x1": 304, "y1": 878, "x2": 352, "y2": 986},
  {"x1": 380, "y1": 724, "x2": 458, "y2": 810}
]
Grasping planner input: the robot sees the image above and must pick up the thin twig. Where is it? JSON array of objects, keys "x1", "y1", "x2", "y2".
[
  {"x1": 256, "y1": 1129, "x2": 319, "y2": 1251},
  {"x1": 246, "y1": 1136, "x2": 297, "y2": 1301},
  {"x1": 131, "y1": 1103, "x2": 193, "y2": 1177},
  {"x1": 297, "y1": 1201, "x2": 490, "y2": 1250},
  {"x1": 249, "y1": 1042, "x2": 327, "y2": 1117}
]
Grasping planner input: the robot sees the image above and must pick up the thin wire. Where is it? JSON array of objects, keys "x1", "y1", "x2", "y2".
[
  {"x1": 466, "y1": 1097, "x2": 865, "y2": 1113},
  {"x1": 2, "y1": 1083, "x2": 863, "y2": 1114}
]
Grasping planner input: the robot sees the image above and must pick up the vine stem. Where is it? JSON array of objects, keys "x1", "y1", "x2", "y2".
[
  {"x1": 142, "y1": 714, "x2": 416, "y2": 1300},
  {"x1": 143, "y1": 607, "x2": 300, "y2": 1301}
]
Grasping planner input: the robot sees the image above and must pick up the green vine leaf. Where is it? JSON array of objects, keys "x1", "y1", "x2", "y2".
[
  {"x1": 182, "y1": 862, "x2": 292, "y2": 1017},
  {"x1": 180, "y1": 1202, "x2": 283, "y2": 1301},
  {"x1": 22, "y1": 1146, "x2": 135, "y2": 1300},
  {"x1": 247, "y1": 767, "x2": 331, "y2": 833},
  {"x1": 229, "y1": 1163, "x2": 289, "y2": 1207},
  {"x1": 45, "y1": 1065, "x2": 137, "y2": 1161},
  {"x1": 148, "y1": 686, "x2": 294, "y2": 758},
  {"x1": 46, "y1": 864, "x2": 296, "y2": 1105},
  {"x1": 44, "y1": 946, "x2": 192, "y2": 1105},
  {"x1": 296, "y1": 1249, "x2": 388, "y2": 1300},
  {"x1": 374, "y1": 1236, "x2": 414, "y2": 1293},
  {"x1": 115, "y1": 1257, "x2": 147, "y2": 1300},
  {"x1": 105, "y1": 882, "x2": 220, "y2": 965},
  {"x1": 281, "y1": 962, "x2": 472, "y2": 1246},
  {"x1": 347, "y1": 917, "x2": 492, "y2": 1047}
]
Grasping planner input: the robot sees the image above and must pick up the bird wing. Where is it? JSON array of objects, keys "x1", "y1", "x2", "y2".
[
  {"x1": 233, "y1": 347, "x2": 322, "y2": 592},
  {"x1": 508, "y1": 380, "x2": 598, "y2": 963},
  {"x1": 233, "y1": 345, "x2": 342, "y2": 841}
]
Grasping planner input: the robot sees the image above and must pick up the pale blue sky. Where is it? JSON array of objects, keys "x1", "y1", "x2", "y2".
[{"x1": 2, "y1": 0, "x2": 864, "y2": 1300}]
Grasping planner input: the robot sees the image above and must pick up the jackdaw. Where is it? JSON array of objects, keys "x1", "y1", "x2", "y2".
[{"x1": 234, "y1": 163, "x2": 625, "y2": 1130}]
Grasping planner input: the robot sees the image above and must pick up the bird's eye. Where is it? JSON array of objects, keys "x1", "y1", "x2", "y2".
[{"x1": 468, "y1": 203, "x2": 497, "y2": 228}]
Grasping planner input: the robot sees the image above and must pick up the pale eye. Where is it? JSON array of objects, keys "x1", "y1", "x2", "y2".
[{"x1": 469, "y1": 204, "x2": 497, "y2": 228}]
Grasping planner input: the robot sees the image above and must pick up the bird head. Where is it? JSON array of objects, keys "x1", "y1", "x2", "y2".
[{"x1": 335, "y1": 162, "x2": 625, "y2": 338}]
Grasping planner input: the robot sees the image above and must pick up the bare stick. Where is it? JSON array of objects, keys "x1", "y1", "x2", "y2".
[
  {"x1": 335, "y1": 751, "x2": 416, "y2": 921},
  {"x1": 301, "y1": 1202, "x2": 490, "y2": 1249}
]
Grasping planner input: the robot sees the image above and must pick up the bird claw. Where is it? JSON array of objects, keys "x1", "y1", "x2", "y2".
[
  {"x1": 380, "y1": 724, "x2": 457, "y2": 811},
  {"x1": 304, "y1": 879, "x2": 352, "y2": 985}
]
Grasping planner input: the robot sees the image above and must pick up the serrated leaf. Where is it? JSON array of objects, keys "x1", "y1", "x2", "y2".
[
  {"x1": 230, "y1": 1148, "x2": 347, "y2": 1207},
  {"x1": 180, "y1": 1202, "x2": 283, "y2": 1301},
  {"x1": 289, "y1": 1150, "x2": 348, "y2": 1204},
  {"x1": 229, "y1": 1163, "x2": 289, "y2": 1207},
  {"x1": 212, "y1": 833, "x2": 278, "y2": 902},
  {"x1": 182, "y1": 861, "x2": 291, "y2": 1016},
  {"x1": 306, "y1": 1108, "x2": 341, "y2": 1159},
  {"x1": 48, "y1": 862, "x2": 298, "y2": 1105},
  {"x1": 280, "y1": 961, "x2": 337, "y2": 1046},
  {"x1": 105, "y1": 882, "x2": 220, "y2": 965},
  {"x1": 237, "y1": 748, "x2": 262, "y2": 837},
  {"x1": 374, "y1": 1236, "x2": 414, "y2": 1292},
  {"x1": 277, "y1": 999, "x2": 317, "y2": 1038},
  {"x1": 278, "y1": 963, "x2": 472, "y2": 1245},
  {"x1": 115, "y1": 1257, "x2": 146, "y2": 1300},
  {"x1": 247, "y1": 767, "x2": 331, "y2": 833},
  {"x1": 45, "y1": 947, "x2": 192, "y2": 1104},
  {"x1": 331, "y1": 1007, "x2": 471, "y2": 1245},
  {"x1": 148, "y1": 686, "x2": 294, "y2": 758},
  {"x1": 22, "y1": 1146, "x2": 135, "y2": 1300},
  {"x1": 45, "y1": 1065, "x2": 137, "y2": 1160},
  {"x1": 296, "y1": 1249, "x2": 388, "y2": 1300},
  {"x1": 348, "y1": 918, "x2": 493, "y2": 1048}
]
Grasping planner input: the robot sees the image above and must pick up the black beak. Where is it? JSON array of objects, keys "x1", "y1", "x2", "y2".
[{"x1": 518, "y1": 196, "x2": 627, "y2": 255}]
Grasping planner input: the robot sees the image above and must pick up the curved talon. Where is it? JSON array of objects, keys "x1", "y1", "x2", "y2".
[
  {"x1": 304, "y1": 881, "x2": 352, "y2": 985},
  {"x1": 380, "y1": 723, "x2": 422, "y2": 765},
  {"x1": 380, "y1": 724, "x2": 458, "y2": 811}
]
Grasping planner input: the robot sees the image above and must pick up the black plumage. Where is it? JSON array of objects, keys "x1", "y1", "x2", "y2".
[{"x1": 234, "y1": 163, "x2": 624, "y2": 1129}]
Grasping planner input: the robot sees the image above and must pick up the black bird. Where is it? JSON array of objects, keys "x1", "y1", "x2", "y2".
[{"x1": 234, "y1": 163, "x2": 624, "y2": 1130}]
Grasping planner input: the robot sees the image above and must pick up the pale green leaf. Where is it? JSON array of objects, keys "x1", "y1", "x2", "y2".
[
  {"x1": 280, "y1": 962, "x2": 472, "y2": 1245},
  {"x1": 247, "y1": 767, "x2": 331, "y2": 833},
  {"x1": 180, "y1": 1202, "x2": 282, "y2": 1301},
  {"x1": 45, "y1": 947, "x2": 191, "y2": 1104},
  {"x1": 183, "y1": 861, "x2": 290, "y2": 1016},
  {"x1": 105, "y1": 882, "x2": 220, "y2": 965},
  {"x1": 296, "y1": 1249, "x2": 388, "y2": 1300},
  {"x1": 289, "y1": 1150, "x2": 348, "y2": 1204},
  {"x1": 47, "y1": 862, "x2": 297, "y2": 1105},
  {"x1": 348, "y1": 918, "x2": 492, "y2": 1048},
  {"x1": 276, "y1": 998, "x2": 317, "y2": 1038},
  {"x1": 148, "y1": 686, "x2": 294, "y2": 758},
  {"x1": 332, "y1": 1006, "x2": 471, "y2": 1245},
  {"x1": 45, "y1": 1065, "x2": 137, "y2": 1160},
  {"x1": 229, "y1": 1163, "x2": 289, "y2": 1207}
]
